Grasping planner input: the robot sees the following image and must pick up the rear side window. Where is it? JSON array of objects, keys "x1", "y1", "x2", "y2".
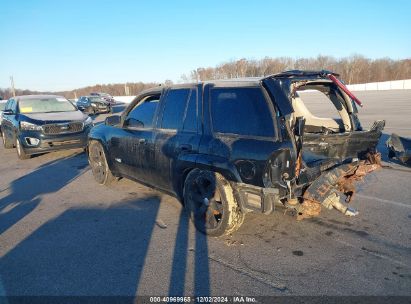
[
  {"x1": 210, "y1": 87, "x2": 275, "y2": 137},
  {"x1": 126, "y1": 95, "x2": 160, "y2": 129},
  {"x1": 161, "y1": 89, "x2": 190, "y2": 130}
]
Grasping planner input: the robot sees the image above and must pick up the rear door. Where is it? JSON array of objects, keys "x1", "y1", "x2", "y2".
[
  {"x1": 199, "y1": 85, "x2": 288, "y2": 191},
  {"x1": 109, "y1": 93, "x2": 161, "y2": 183},
  {"x1": 153, "y1": 86, "x2": 201, "y2": 193}
]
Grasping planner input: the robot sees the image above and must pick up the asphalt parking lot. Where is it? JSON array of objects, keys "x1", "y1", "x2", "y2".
[{"x1": 0, "y1": 92, "x2": 410, "y2": 297}]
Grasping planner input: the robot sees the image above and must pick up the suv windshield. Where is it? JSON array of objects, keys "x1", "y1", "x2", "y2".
[{"x1": 18, "y1": 97, "x2": 77, "y2": 114}]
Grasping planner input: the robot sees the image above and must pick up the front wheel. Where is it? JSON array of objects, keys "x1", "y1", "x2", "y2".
[
  {"x1": 88, "y1": 140, "x2": 115, "y2": 185},
  {"x1": 2, "y1": 130, "x2": 14, "y2": 149},
  {"x1": 16, "y1": 138, "x2": 30, "y2": 160},
  {"x1": 183, "y1": 169, "x2": 244, "y2": 236}
]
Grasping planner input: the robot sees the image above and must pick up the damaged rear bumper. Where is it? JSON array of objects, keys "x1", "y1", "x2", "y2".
[
  {"x1": 232, "y1": 182, "x2": 279, "y2": 214},
  {"x1": 298, "y1": 152, "x2": 381, "y2": 220}
]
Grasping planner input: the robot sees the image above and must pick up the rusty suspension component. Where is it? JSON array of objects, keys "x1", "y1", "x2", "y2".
[{"x1": 297, "y1": 152, "x2": 381, "y2": 220}]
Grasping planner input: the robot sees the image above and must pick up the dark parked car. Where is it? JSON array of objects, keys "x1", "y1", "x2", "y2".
[
  {"x1": 1, "y1": 95, "x2": 93, "y2": 159},
  {"x1": 87, "y1": 70, "x2": 384, "y2": 236},
  {"x1": 90, "y1": 92, "x2": 116, "y2": 104},
  {"x1": 77, "y1": 96, "x2": 112, "y2": 114},
  {"x1": 0, "y1": 100, "x2": 7, "y2": 132}
]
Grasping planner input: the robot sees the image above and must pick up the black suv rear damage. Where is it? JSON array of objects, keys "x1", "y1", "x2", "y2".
[
  {"x1": 263, "y1": 70, "x2": 384, "y2": 218},
  {"x1": 88, "y1": 70, "x2": 385, "y2": 236}
]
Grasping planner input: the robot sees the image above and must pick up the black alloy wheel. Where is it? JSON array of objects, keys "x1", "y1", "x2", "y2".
[{"x1": 184, "y1": 169, "x2": 244, "y2": 236}]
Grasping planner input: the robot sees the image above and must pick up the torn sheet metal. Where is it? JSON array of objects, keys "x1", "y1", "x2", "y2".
[
  {"x1": 386, "y1": 133, "x2": 411, "y2": 165},
  {"x1": 297, "y1": 152, "x2": 381, "y2": 220}
]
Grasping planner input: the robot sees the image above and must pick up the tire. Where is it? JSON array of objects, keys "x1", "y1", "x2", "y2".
[
  {"x1": 88, "y1": 140, "x2": 115, "y2": 185},
  {"x1": 16, "y1": 138, "x2": 30, "y2": 160},
  {"x1": 2, "y1": 130, "x2": 14, "y2": 149},
  {"x1": 183, "y1": 169, "x2": 244, "y2": 237},
  {"x1": 388, "y1": 149, "x2": 395, "y2": 159}
]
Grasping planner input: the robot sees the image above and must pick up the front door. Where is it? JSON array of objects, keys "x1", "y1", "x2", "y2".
[{"x1": 110, "y1": 94, "x2": 161, "y2": 183}]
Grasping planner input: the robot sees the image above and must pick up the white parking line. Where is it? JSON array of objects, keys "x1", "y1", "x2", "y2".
[{"x1": 356, "y1": 193, "x2": 411, "y2": 209}]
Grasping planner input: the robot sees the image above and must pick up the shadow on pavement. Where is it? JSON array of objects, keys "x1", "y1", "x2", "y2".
[
  {"x1": 0, "y1": 194, "x2": 211, "y2": 297},
  {"x1": 0, "y1": 192, "x2": 210, "y2": 299},
  {"x1": 0, "y1": 195, "x2": 162, "y2": 296},
  {"x1": 0, "y1": 153, "x2": 88, "y2": 235},
  {"x1": 168, "y1": 210, "x2": 210, "y2": 296}
]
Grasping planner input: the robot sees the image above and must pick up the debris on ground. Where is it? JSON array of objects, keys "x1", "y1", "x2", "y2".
[
  {"x1": 386, "y1": 133, "x2": 411, "y2": 166},
  {"x1": 155, "y1": 219, "x2": 168, "y2": 229},
  {"x1": 224, "y1": 239, "x2": 244, "y2": 247}
]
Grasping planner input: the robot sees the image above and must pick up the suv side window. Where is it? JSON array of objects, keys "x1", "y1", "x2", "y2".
[
  {"x1": 125, "y1": 95, "x2": 160, "y2": 129},
  {"x1": 160, "y1": 89, "x2": 190, "y2": 130},
  {"x1": 210, "y1": 87, "x2": 275, "y2": 137}
]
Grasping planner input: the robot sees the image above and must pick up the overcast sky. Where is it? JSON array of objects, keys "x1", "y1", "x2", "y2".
[{"x1": 0, "y1": 0, "x2": 410, "y2": 91}]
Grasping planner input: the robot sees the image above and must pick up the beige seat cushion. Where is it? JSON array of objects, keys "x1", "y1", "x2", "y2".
[{"x1": 292, "y1": 95, "x2": 351, "y2": 132}]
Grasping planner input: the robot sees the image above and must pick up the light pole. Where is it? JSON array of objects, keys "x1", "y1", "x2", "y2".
[{"x1": 10, "y1": 76, "x2": 16, "y2": 97}]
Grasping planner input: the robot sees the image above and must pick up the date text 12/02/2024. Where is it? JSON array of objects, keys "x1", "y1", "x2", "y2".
[{"x1": 148, "y1": 296, "x2": 257, "y2": 303}]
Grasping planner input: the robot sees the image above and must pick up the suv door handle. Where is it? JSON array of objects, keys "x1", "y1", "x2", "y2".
[
  {"x1": 139, "y1": 138, "x2": 147, "y2": 144},
  {"x1": 179, "y1": 144, "x2": 192, "y2": 152}
]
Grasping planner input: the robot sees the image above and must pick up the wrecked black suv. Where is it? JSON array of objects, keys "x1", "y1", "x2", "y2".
[{"x1": 88, "y1": 70, "x2": 384, "y2": 236}]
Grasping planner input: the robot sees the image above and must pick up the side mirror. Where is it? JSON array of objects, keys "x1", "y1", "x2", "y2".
[
  {"x1": 105, "y1": 115, "x2": 121, "y2": 126},
  {"x1": 294, "y1": 116, "x2": 306, "y2": 137},
  {"x1": 3, "y1": 109, "x2": 13, "y2": 115}
]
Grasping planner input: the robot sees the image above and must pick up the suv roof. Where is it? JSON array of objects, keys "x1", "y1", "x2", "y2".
[{"x1": 137, "y1": 70, "x2": 341, "y2": 97}]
